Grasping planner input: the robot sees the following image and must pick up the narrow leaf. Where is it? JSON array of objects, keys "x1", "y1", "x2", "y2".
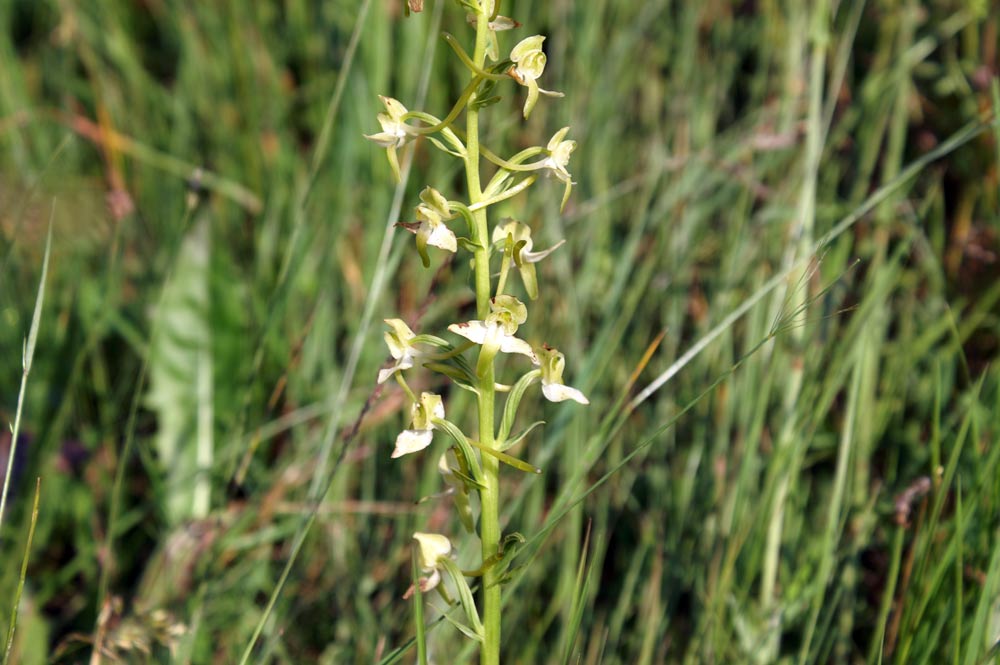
[
  {"x1": 432, "y1": 419, "x2": 485, "y2": 485},
  {"x1": 469, "y1": 440, "x2": 541, "y2": 475},
  {"x1": 497, "y1": 369, "x2": 541, "y2": 444},
  {"x1": 500, "y1": 420, "x2": 546, "y2": 452},
  {"x1": 439, "y1": 558, "x2": 484, "y2": 640}
]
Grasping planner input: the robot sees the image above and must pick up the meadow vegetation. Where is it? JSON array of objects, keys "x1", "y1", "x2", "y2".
[{"x1": 1, "y1": 0, "x2": 999, "y2": 662}]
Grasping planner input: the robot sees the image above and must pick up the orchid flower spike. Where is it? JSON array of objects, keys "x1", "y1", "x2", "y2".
[
  {"x1": 542, "y1": 127, "x2": 576, "y2": 211},
  {"x1": 392, "y1": 392, "x2": 445, "y2": 458},
  {"x1": 509, "y1": 35, "x2": 564, "y2": 118},
  {"x1": 412, "y1": 532, "x2": 452, "y2": 593},
  {"x1": 449, "y1": 295, "x2": 537, "y2": 375},
  {"x1": 535, "y1": 344, "x2": 589, "y2": 404},
  {"x1": 492, "y1": 219, "x2": 565, "y2": 299},
  {"x1": 363, "y1": 96, "x2": 417, "y2": 182},
  {"x1": 397, "y1": 187, "x2": 458, "y2": 267}
]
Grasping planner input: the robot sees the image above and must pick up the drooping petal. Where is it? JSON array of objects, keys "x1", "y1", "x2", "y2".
[
  {"x1": 517, "y1": 261, "x2": 539, "y2": 300},
  {"x1": 497, "y1": 334, "x2": 537, "y2": 360},
  {"x1": 449, "y1": 319, "x2": 536, "y2": 364},
  {"x1": 422, "y1": 219, "x2": 457, "y2": 253},
  {"x1": 386, "y1": 146, "x2": 402, "y2": 183},
  {"x1": 392, "y1": 428, "x2": 434, "y2": 458},
  {"x1": 490, "y1": 16, "x2": 518, "y2": 31},
  {"x1": 523, "y1": 78, "x2": 540, "y2": 119},
  {"x1": 522, "y1": 239, "x2": 565, "y2": 264},
  {"x1": 535, "y1": 345, "x2": 588, "y2": 404},
  {"x1": 448, "y1": 320, "x2": 491, "y2": 345},
  {"x1": 363, "y1": 130, "x2": 404, "y2": 149},
  {"x1": 418, "y1": 568, "x2": 441, "y2": 592},
  {"x1": 541, "y1": 381, "x2": 589, "y2": 405},
  {"x1": 377, "y1": 359, "x2": 412, "y2": 385}
]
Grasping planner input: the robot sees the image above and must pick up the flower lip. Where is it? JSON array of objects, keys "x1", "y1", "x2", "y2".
[
  {"x1": 391, "y1": 392, "x2": 445, "y2": 458},
  {"x1": 534, "y1": 344, "x2": 589, "y2": 404}
]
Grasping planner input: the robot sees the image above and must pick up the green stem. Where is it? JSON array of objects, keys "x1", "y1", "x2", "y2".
[
  {"x1": 442, "y1": 33, "x2": 509, "y2": 81},
  {"x1": 403, "y1": 74, "x2": 484, "y2": 136},
  {"x1": 465, "y1": 9, "x2": 501, "y2": 665}
]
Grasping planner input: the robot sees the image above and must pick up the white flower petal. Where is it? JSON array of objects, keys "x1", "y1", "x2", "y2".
[
  {"x1": 377, "y1": 355, "x2": 413, "y2": 384},
  {"x1": 498, "y1": 334, "x2": 537, "y2": 361},
  {"x1": 523, "y1": 239, "x2": 565, "y2": 264},
  {"x1": 424, "y1": 222, "x2": 457, "y2": 252},
  {"x1": 392, "y1": 428, "x2": 434, "y2": 458},
  {"x1": 542, "y1": 381, "x2": 589, "y2": 404},
  {"x1": 491, "y1": 16, "x2": 517, "y2": 31},
  {"x1": 364, "y1": 131, "x2": 403, "y2": 148},
  {"x1": 377, "y1": 366, "x2": 396, "y2": 385},
  {"x1": 418, "y1": 568, "x2": 441, "y2": 592},
  {"x1": 449, "y1": 321, "x2": 490, "y2": 345}
]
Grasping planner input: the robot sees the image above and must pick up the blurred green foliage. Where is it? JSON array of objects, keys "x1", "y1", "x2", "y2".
[{"x1": 1, "y1": 0, "x2": 999, "y2": 662}]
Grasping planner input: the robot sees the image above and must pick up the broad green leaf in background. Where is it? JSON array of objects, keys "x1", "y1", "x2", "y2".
[{"x1": 146, "y1": 216, "x2": 213, "y2": 526}]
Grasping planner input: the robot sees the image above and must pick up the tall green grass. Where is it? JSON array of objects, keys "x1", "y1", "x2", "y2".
[{"x1": 1, "y1": 0, "x2": 998, "y2": 662}]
